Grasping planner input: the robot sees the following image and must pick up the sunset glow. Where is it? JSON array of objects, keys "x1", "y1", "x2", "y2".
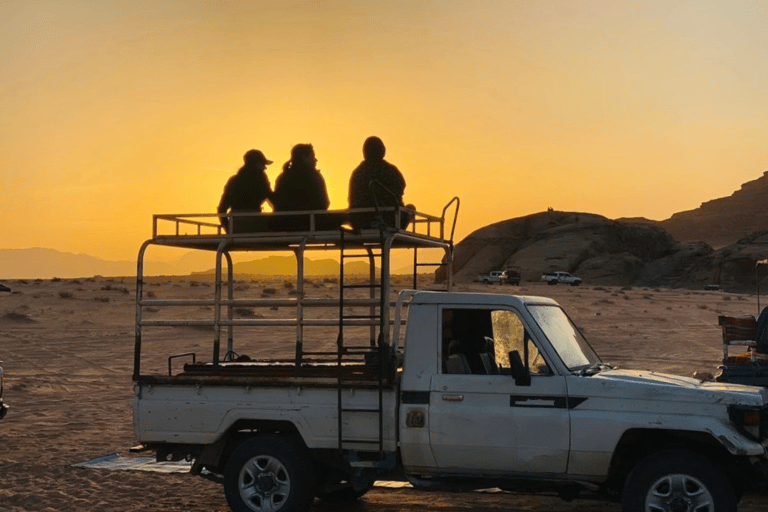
[{"x1": 2, "y1": 1, "x2": 767, "y2": 266}]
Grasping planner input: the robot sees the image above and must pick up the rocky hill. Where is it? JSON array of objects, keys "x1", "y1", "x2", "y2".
[
  {"x1": 659, "y1": 171, "x2": 768, "y2": 248},
  {"x1": 446, "y1": 210, "x2": 768, "y2": 292}
]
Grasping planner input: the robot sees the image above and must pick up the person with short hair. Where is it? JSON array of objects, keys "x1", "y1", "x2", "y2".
[
  {"x1": 217, "y1": 149, "x2": 273, "y2": 233},
  {"x1": 348, "y1": 136, "x2": 413, "y2": 230}
]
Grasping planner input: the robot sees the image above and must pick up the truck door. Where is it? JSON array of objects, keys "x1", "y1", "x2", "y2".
[{"x1": 428, "y1": 307, "x2": 570, "y2": 474}]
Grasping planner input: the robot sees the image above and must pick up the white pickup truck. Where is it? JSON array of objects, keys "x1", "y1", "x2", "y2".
[
  {"x1": 132, "y1": 206, "x2": 768, "y2": 512},
  {"x1": 541, "y1": 271, "x2": 582, "y2": 286},
  {"x1": 476, "y1": 270, "x2": 506, "y2": 285}
]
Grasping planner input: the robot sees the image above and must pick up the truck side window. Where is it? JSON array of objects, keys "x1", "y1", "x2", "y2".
[
  {"x1": 491, "y1": 310, "x2": 550, "y2": 375},
  {"x1": 441, "y1": 308, "x2": 496, "y2": 375}
]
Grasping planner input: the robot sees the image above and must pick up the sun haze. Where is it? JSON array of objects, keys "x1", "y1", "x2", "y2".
[{"x1": 1, "y1": 1, "x2": 767, "y2": 266}]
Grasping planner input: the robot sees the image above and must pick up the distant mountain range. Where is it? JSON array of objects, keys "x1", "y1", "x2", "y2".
[
  {"x1": 0, "y1": 248, "x2": 411, "y2": 280},
  {"x1": 0, "y1": 248, "x2": 186, "y2": 280},
  {"x1": 3, "y1": 171, "x2": 766, "y2": 280}
]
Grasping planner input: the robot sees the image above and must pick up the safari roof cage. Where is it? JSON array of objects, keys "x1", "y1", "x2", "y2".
[{"x1": 132, "y1": 199, "x2": 459, "y2": 382}]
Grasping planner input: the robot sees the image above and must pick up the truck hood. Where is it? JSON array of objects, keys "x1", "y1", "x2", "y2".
[{"x1": 587, "y1": 369, "x2": 768, "y2": 407}]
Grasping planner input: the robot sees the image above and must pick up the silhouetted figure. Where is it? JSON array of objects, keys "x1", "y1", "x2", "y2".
[
  {"x1": 348, "y1": 136, "x2": 413, "y2": 230},
  {"x1": 271, "y1": 144, "x2": 344, "y2": 231},
  {"x1": 218, "y1": 149, "x2": 273, "y2": 233}
]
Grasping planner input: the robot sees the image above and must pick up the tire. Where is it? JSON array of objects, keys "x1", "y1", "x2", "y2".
[
  {"x1": 547, "y1": 280, "x2": 557, "y2": 285},
  {"x1": 621, "y1": 449, "x2": 736, "y2": 512},
  {"x1": 224, "y1": 434, "x2": 315, "y2": 512},
  {"x1": 571, "y1": 282, "x2": 581, "y2": 286},
  {"x1": 482, "y1": 279, "x2": 490, "y2": 285}
]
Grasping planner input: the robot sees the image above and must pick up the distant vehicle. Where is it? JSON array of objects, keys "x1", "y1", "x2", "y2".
[
  {"x1": 501, "y1": 268, "x2": 521, "y2": 286},
  {"x1": 0, "y1": 363, "x2": 7, "y2": 420},
  {"x1": 476, "y1": 270, "x2": 506, "y2": 285},
  {"x1": 1, "y1": 285, "x2": 10, "y2": 418},
  {"x1": 541, "y1": 271, "x2": 582, "y2": 286}
]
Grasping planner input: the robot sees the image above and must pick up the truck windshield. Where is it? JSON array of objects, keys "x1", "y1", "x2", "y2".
[{"x1": 526, "y1": 304, "x2": 600, "y2": 371}]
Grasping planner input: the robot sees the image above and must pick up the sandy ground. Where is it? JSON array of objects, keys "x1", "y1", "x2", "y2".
[{"x1": 2, "y1": 275, "x2": 768, "y2": 511}]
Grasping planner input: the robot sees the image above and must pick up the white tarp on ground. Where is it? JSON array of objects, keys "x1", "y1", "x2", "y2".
[
  {"x1": 71, "y1": 453, "x2": 413, "y2": 487},
  {"x1": 71, "y1": 453, "x2": 192, "y2": 474}
]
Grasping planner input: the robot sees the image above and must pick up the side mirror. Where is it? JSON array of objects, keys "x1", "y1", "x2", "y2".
[{"x1": 509, "y1": 350, "x2": 531, "y2": 387}]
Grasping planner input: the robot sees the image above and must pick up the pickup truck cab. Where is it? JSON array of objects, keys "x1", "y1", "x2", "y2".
[
  {"x1": 541, "y1": 271, "x2": 582, "y2": 286},
  {"x1": 132, "y1": 204, "x2": 768, "y2": 512}
]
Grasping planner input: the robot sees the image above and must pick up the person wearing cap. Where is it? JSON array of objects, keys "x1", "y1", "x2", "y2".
[
  {"x1": 217, "y1": 149, "x2": 274, "y2": 233},
  {"x1": 348, "y1": 136, "x2": 414, "y2": 230}
]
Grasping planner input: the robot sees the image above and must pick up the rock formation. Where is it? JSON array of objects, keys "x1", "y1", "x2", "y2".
[
  {"x1": 660, "y1": 171, "x2": 768, "y2": 249},
  {"x1": 444, "y1": 210, "x2": 768, "y2": 292}
]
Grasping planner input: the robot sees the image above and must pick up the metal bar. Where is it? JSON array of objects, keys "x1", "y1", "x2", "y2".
[
  {"x1": 295, "y1": 237, "x2": 308, "y2": 368},
  {"x1": 213, "y1": 239, "x2": 230, "y2": 368},
  {"x1": 139, "y1": 317, "x2": 405, "y2": 327},
  {"x1": 134, "y1": 240, "x2": 154, "y2": 379},
  {"x1": 138, "y1": 297, "x2": 390, "y2": 308},
  {"x1": 225, "y1": 250, "x2": 234, "y2": 357}
]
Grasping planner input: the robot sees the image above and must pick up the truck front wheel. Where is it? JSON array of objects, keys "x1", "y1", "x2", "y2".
[
  {"x1": 621, "y1": 449, "x2": 736, "y2": 512},
  {"x1": 224, "y1": 434, "x2": 315, "y2": 512}
]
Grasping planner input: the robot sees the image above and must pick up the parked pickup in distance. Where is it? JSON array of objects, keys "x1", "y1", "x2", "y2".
[
  {"x1": 476, "y1": 270, "x2": 506, "y2": 285},
  {"x1": 0, "y1": 283, "x2": 9, "y2": 419},
  {"x1": 501, "y1": 268, "x2": 521, "y2": 286},
  {"x1": 0, "y1": 362, "x2": 8, "y2": 420},
  {"x1": 541, "y1": 271, "x2": 582, "y2": 286},
  {"x1": 134, "y1": 290, "x2": 768, "y2": 512}
]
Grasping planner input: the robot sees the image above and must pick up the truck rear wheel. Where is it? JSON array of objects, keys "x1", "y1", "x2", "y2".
[
  {"x1": 621, "y1": 449, "x2": 736, "y2": 512},
  {"x1": 224, "y1": 434, "x2": 315, "y2": 512}
]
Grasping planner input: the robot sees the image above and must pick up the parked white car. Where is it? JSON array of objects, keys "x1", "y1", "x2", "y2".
[{"x1": 541, "y1": 271, "x2": 582, "y2": 286}]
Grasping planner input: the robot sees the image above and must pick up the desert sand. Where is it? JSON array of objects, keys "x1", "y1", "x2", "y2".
[{"x1": 2, "y1": 275, "x2": 768, "y2": 511}]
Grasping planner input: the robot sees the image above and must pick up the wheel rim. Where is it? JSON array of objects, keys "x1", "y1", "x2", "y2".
[
  {"x1": 645, "y1": 473, "x2": 714, "y2": 512},
  {"x1": 238, "y1": 455, "x2": 291, "y2": 512}
]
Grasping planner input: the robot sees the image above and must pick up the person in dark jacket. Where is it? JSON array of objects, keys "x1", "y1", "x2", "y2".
[
  {"x1": 271, "y1": 144, "x2": 344, "y2": 231},
  {"x1": 348, "y1": 136, "x2": 413, "y2": 230},
  {"x1": 217, "y1": 149, "x2": 273, "y2": 233}
]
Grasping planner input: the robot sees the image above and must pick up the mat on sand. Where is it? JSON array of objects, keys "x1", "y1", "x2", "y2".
[{"x1": 72, "y1": 453, "x2": 192, "y2": 474}]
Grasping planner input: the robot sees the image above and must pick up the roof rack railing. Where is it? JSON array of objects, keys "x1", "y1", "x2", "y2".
[{"x1": 151, "y1": 203, "x2": 458, "y2": 241}]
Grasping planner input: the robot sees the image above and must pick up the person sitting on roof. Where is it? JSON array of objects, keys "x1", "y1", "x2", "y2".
[
  {"x1": 217, "y1": 149, "x2": 274, "y2": 233},
  {"x1": 271, "y1": 144, "x2": 345, "y2": 231},
  {"x1": 348, "y1": 136, "x2": 414, "y2": 231}
]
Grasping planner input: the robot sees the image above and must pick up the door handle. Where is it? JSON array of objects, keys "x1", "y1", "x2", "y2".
[{"x1": 442, "y1": 394, "x2": 464, "y2": 401}]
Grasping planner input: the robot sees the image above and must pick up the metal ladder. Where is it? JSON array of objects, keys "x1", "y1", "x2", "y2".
[{"x1": 335, "y1": 226, "x2": 389, "y2": 466}]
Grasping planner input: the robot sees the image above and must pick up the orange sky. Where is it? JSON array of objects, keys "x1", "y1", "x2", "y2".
[{"x1": 1, "y1": 1, "x2": 767, "y2": 266}]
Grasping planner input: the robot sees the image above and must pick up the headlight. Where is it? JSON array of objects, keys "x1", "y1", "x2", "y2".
[{"x1": 729, "y1": 405, "x2": 768, "y2": 441}]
